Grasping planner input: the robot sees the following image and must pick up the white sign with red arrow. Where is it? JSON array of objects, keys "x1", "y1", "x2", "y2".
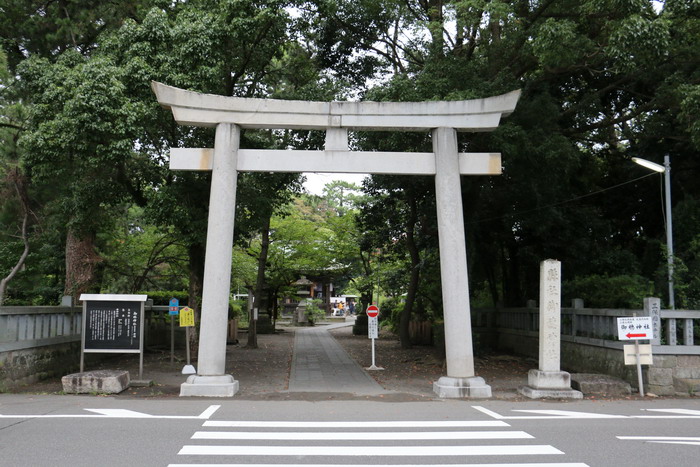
[
  {"x1": 617, "y1": 316, "x2": 653, "y2": 340},
  {"x1": 617, "y1": 316, "x2": 654, "y2": 397}
]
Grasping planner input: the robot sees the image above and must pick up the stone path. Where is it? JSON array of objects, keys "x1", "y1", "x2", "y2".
[{"x1": 288, "y1": 322, "x2": 385, "y2": 395}]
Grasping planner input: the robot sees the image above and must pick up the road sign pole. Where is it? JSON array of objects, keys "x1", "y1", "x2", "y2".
[
  {"x1": 635, "y1": 339, "x2": 644, "y2": 397},
  {"x1": 170, "y1": 315, "x2": 175, "y2": 364},
  {"x1": 186, "y1": 326, "x2": 191, "y2": 367},
  {"x1": 633, "y1": 312, "x2": 644, "y2": 397},
  {"x1": 169, "y1": 298, "x2": 180, "y2": 365},
  {"x1": 365, "y1": 305, "x2": 383, "y2": 371},
  {"x1": 371, "y1": 337, "x2": 377, "y2": 368}
]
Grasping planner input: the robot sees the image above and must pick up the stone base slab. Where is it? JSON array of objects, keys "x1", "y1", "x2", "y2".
[
  {"x1": 180, "y1": 374, "x2": 239, "y2": 397},
  {"x1": 62, "y1": 370, "x2": 130, "y2": 394},
  {"x1": 570, "y1": 373, "x2": 631, "y2": 396},
  {"x1": 527, "y1": 369, "x2": 572, "y2": 389},
  {"x1": 518, "y1": 385, "x2": 583, "y2": 399},
  {"x1": 433, "y1": 376, "x2": 492, "y2": 399}
]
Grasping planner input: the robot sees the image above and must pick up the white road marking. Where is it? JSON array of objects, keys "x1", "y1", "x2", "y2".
[
  {"x1": 170, "y1": 463, "x2": 589, "y2": 467},
  {"x1": 0, "y1": 404, "x2": 221, "y2": 420},
  {"x1": 618, "y1": 436, "x2": 700, "y2": 446},
  {"x1": 197, "y1": 405, "x2": 220, "y2": 419},
  {"x1": 632, "y1": 408, "x2": 700, "y2": 418},
  {"x1": 472, "y1": 406, "x2": 625, "y2": 419},
  {"x1": 85, "y1": 409, "x2": 153, "y2": 418},
  {"x1": 192, "y1": 430, "x2": 533, "y2": 440},
  {"x1": 178, "y1": 444, "x2": 564, "y2": 456},
  {"x1": 203, "y1": 420, "x2": 509, "y2": 428},
  {"x1": 647, "y1": 441, "x2": 700, "y2": 445}
]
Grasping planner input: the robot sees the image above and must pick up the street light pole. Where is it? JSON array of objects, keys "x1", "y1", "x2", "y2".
[
  {"x1": 632, "y1": 155, "x2": 674, "y2": 310},
  {"x1": 663, "y1": 155, "x2": 674, "y2": 310}
]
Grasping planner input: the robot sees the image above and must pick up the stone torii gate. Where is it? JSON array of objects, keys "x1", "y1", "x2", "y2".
[{"x1": 151, "y1": 82, "x2": 520, "y2": 398}]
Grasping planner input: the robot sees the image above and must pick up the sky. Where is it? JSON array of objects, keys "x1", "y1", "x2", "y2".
[{"x1": 303, "y1": 172, "x2": 368, "y2": 196}]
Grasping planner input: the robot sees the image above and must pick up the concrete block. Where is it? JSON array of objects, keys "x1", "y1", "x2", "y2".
[
  {"x1": 652, "y1": 355, "x2": 677, "y2": 368},
  {"x1": 62, "y1": 370, "x2": 129, "y2": 394},
  {"x1": 527, "y1": 369, "x2": 571, "y2": 389},
  {"x1": 677, "y1": 355, "x2": 700, "y2": 368},
  {"x1": 518, "y1": 385, "x2": 583, "y2": 399},
  {"x1": 433, "y1": 376, "x2": 492, "y2": 399},
  {"x1": 673, "y1": 378, "x2": 700, "y2": 395},
  {"x1": 647, "y1": 384, "x2": 675, "y2": 396},
  {"x1": 570, "y1": 373, "x2": 631, "y2": 396},
  {"x1": 647, "y1": 367, "x2": 673, "y2": 386},
  {"x1": 673, "y1": 367, "x2": 700, "y2": 380}
]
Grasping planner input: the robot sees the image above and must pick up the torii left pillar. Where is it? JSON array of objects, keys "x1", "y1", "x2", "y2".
[
  {"x1": 432, "y1": 127, "x2": 491, "y2": 398},
  {"x1": 180, "y1": 123, "x2": 240, "y2": 397}
]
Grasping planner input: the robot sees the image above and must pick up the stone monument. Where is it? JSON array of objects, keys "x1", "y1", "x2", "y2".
[{"x1": 519, "y1": 259, "x2": 582, "y2": 399}]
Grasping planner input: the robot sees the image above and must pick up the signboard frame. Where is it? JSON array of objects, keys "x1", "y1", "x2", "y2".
[
  {"x1": 616, "y1": 315, "x2": 653, "y2": 397},
  {"x1": 617, "y1": 316, "x2": 653, "y2": 340},
  {"x1": 624, "y1": 344, "x2": 653, "y2": 365},
  {"x1": 79, "y1": 294, "x2": 148, "y2": 380}
]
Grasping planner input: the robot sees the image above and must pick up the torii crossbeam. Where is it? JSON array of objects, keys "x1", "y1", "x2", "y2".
[{"x1": 152, "y1": 82, "x2": 520, "y2": 398}]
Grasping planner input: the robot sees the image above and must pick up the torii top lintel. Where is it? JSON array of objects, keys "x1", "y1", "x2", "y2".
[{"x1": 151, "y1": 82, "x2": 521, "y2": 132}]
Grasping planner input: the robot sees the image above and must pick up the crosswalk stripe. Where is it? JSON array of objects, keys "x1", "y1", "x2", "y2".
[
  {"x1": 178, "y1": 444, "x2": 564, "y2": 456},
  {"x1": 169, "y1": 464, "x2": 588, "y2": 467},
  {"x1": 202, "y1": 420, "x2": 509, "y2": 428},
  {"x1": 192, "y1": 430, "x2": 533, "y2": 440}
]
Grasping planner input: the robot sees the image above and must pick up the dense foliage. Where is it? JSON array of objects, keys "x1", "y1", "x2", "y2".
[{"x1": 1, "y1": 1, "x2": 699, "y2": 344}]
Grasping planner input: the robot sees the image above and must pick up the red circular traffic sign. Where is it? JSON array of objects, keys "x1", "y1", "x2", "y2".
[{"x1": 366, "y1": 305, "x2": 379, "y2": 318}]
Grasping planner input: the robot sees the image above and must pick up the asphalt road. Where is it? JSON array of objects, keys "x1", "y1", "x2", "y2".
[{"x1": 1, "y1": 395, "x2": 699, "y2": 466}]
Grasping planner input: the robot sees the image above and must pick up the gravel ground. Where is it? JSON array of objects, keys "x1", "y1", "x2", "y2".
[
  {"x1": 9, "y1": 322, "x2": 646, "y2": 401},
  {"x1": 330, "y1": 324, "x2": 531, "y2": 400}
]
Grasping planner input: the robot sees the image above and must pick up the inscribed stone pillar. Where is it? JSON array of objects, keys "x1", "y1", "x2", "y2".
[
  {"x1": 431, "y1": 127, "x2": 491, "y2": 398},
  {"x1": 518, "y1": 259, "x2": 581, "y2": 399},
  {"x1": 180, "y1": 123, "x2": 240, "y2": 397},
  {"x1": 643, "y1": 297, "x2": 661, "y2": 346},
  {"x1": 539, "y1": 259, "x2": 561, "y2": 372}
]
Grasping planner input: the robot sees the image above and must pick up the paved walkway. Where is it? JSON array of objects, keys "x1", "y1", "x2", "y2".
[{"x1": 288, "y1": 322, "x2": 385, "y2": 395}]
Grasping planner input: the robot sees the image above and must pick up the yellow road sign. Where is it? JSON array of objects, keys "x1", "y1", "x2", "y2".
[{"x1": 179, "y1": 306, "x2": 195, "y2": 327}]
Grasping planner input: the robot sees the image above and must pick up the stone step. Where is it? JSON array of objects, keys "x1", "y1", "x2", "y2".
[
  {"x1": 61, "y1": 370, "x2": 129, "y2": 394},
  {"x1": 570, "y1": 373, "x2": 631, "y2": 396}
]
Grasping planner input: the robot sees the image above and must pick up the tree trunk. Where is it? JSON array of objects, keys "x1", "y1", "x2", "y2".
[
  {"x1": 0, "y1": 211, "x2": 29, "y2": 306},
  {"x1": 64, "y1": 228, "x2": 101, "y2": 302},
  {"x1": 248, "y1": 213, "x2": 271, "y2": 348},
  {"x1": 0, "y1": 170, "x2": 32, "y2": 306},
  {"x1": 399, "y1": 195, "x2": 420, "y2": 349},
  {"x1": 187, "y1": 242, "x2": 205, "y2": 360},
  {"x1": 359, "y1": 249, "x2": 374, "y2": 309}
]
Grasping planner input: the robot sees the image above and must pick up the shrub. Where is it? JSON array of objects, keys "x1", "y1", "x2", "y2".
[{"x1": 305, "y1": 298, "x2": 326, "y2": 323}]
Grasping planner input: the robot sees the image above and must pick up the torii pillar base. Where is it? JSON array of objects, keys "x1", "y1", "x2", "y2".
[
  {"x1": 433, "y1": 376, "x2": 492, "y2": 399},
  {"x1": 180, "y1": 375, "x2": 239, "y2": 397}
]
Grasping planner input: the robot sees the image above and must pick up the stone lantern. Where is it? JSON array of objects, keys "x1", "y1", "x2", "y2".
[{"x1": 292, "y1": 276, "x2": 313, "y2": 326}]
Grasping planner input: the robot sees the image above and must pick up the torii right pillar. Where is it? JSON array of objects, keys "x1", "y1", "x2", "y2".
[{"x1": 432, "y1": 127, "x2": 492, "y2": 398}]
